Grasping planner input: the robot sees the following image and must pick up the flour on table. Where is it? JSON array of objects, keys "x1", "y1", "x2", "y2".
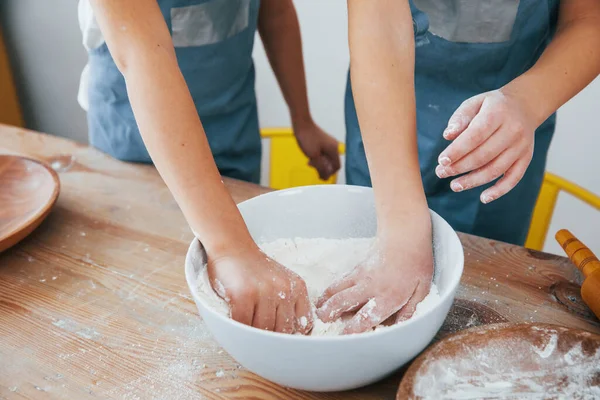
[
  {"x1": 196, "y1": 237, "x2": 441, "y2": 336},
  {"x1": 412, "y1": 326, "x2": 600, "y2": 399}
]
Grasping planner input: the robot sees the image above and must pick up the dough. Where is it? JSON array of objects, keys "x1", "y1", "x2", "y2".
[{"x1": 196, "y1": 238, "x2": 441, "y2": 336}]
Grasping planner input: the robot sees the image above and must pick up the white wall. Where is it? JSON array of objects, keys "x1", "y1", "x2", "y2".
[
  {"x1": 3, "y1": 0, "x2": 598, "y2": 254},
  {"x1": 0, "y1": 0, "x2": 88, "y2": 143},
  {"x1": 253, "y1": 1, "x2": 349, "y2": 185},
  {"x1": 543, "y1": 78, "x2": 600, "y2": 255},
  {"x1": 254, "y1": 0, "x2": 349, "y2": 142}
]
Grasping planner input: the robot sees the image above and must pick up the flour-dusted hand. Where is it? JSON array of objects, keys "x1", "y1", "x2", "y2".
[
  {"x1": 316, "y1": 217, "x2": 434, "y2": 334},
  {"x1": 208, "y1": 247, "x2": 313, "y2": 334},
  {"x1": 436, "y1": 88, "x2": 539, "y2": 204},
  {"x1": 294, "y1": 121, "x2": 341, "y2": 181}
]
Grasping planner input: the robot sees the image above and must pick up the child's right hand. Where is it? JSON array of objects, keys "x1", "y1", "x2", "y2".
[{"x1": 207, "y1": 246, "x2": 314, "y2": 334}]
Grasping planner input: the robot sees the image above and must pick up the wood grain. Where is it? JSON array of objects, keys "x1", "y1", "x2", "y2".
[
  {"x1": 0, "y1": 124, "x2": 598, "y2": 399},
  {"x1": 398, "y1": 323, "x2": 600, "y2": 399},
  {"x1": 0, "y1": 155, "x2": 60, "y2": 253}
]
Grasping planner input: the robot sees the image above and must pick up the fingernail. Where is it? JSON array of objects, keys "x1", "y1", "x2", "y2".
[
  {"x1": 443, "y1": 123, "x2": 458, "y2": 138},
  {"x1": 299, "y1": 315, "x2": 309, "y2": 328},
  {"x1": 450, "y1": 181, "x2": 464, "y2": 192},
  {"x1": 438, "y1": 156, "x2": 451, "y2": 166},
  {"x1": 481, "y1": 193, "x2": 494, "y2": 204},
  {"x1": 435, "y1": 165, "x2": 448, "y2": 179}
]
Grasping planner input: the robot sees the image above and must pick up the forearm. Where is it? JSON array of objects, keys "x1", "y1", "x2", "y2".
[
  {"x1": 124, "y1": 55, "x2": 255, "y2": 255},
  {"x1": 258, "y1": 0, "x2": 312, "y2": 127},
  {"x1": 91, "y1": 0, "x2": 255, "y2": 257},
  {"x1": 347, "y1": 0, "x2": 428, "y2": 235},
  {"x1": 503, "y1": 1, "x2": 600, "y2": 126}
]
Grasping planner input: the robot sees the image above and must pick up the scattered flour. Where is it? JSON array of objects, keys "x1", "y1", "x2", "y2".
[
  {"x1": 413, "y1": 327, "x2": 600, "y2": 399},
  {"x1": 532, "y1": 333, "x2": 558, "y2": 359},
  {"x1": 196, "y1": 237, "x2": 441, "y2": 336}
]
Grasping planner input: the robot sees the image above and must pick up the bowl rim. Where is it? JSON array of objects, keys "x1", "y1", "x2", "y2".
[{"x1": 185, "y1": 184, "x2": 464, "y2": 342}]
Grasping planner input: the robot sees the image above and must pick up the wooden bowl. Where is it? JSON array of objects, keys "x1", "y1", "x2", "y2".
[
  {"x1": 398, "y1": 323, "x2": 600, "y2": 399},
  {"x1": 0, "y1": 155, "x2": 60, "y2": 253}
]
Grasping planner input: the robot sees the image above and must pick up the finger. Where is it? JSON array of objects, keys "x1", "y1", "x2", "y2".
[
  {"x1": 395, "y1": 280, "x2": 431, "y2": 323},
  {"x1": 316, "y1": 272, "x2": 357, "y2": 308},
  {"x1": 230, "y1": 300, "x2": 254, "y2": 327},
  {"x1": 252, "y1": 300, "x2": 277, "y2": 331},
  {"x1": 448, "y1": 148, "x2": 520, "y2": 192},
  {"x1": 438, "y1": 102, "x2": 502, "y2": 168},
  {"x1": 210, "y1": 277, "x2": 230, "y2": 301},
  {"x1": 343, "y1": 297, "x2": 409, "y2": 335},
  {"x1": 316, "y1": 285, "x2": 368, "y2": 322},
  {"x1": 324, "y1": 141, "x2": 341, "y2": 173},
  {"x1": 274, "y1": 300, "x2": 295, "y2": 334},
  {"x1": 443, "y1": 94, "x2": 486, "y2": 141},
  {"x1": 437, "y1": 124, "x2": 507, "y2": 181},
  {"x1": 322, "y1": 157, "x2": 335, "y2": 180},
  {"x1": 480, "y1": 153, "x2": 530, "y2": 204},
  {"x1": 309, "y1": 155, "x2": 332, "y2": 180},
  {"x1": 212, "y1": 277, "x2": 254, "y2": 326},
  {"x1": 294, "y1": 287, "x2": 314, "y2": 335}
]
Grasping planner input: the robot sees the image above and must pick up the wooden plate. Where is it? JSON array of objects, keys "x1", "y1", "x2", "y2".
[
  {"x1": 398, "y1": 323, "x2": 600, "y2": 399},
  {"x1": 0, "y1": 155, "x2": 60, "y2": 253}
]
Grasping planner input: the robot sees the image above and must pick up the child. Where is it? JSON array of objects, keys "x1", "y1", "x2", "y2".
[
  {"x1": 82, "y1": 0, "x2": 341, "y2": 335},
  {"x1": 78, "y1": 0, "x2": 340, "y2": 184},
  {"x1": 320, "y1": 0, "x2": 600, "y2": 334}
]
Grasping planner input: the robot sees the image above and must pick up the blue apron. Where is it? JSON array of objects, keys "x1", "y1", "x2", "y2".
[
  {"x1": 87, "y1": 0, "x2": 262, "y2": 183},
  {"x1": 345, "y1": 0, "x2": 560, "y2": 245}
]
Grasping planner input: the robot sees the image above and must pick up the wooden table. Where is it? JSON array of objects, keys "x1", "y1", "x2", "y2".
[{"x1": 1, "y1": 124, "x2": 598, "y2": 400}]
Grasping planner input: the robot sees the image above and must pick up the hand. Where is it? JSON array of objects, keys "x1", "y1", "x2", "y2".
[
  {"x1": 436, "y1": 88, "x2": 538, "y2": 204},
  {"x1": 315, "y1": 218, "x2": 433, "y2": 334},
  {"x1": 208, "y1": 246, "x2": 313, "y2": 334},
  {"x1": 294, "y1": 121, "x2": 341, "y2": 181}
]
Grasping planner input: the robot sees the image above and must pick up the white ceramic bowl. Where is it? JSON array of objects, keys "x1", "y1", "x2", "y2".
[{"x1": 185, "y1": 185, "x2": 464, "y2": 391}]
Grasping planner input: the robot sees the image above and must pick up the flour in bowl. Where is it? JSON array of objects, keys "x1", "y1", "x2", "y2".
[{"x1": 196, "y1": 237, "x2": 441, "y2": 336}]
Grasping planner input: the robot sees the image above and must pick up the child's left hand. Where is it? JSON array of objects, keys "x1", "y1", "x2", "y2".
[
  {"x1": 315, "y1": 210, "x2": 433, "y2": 335},
  {"x1": 435, "y1": 88, "x2": 539, "y2": 204}
]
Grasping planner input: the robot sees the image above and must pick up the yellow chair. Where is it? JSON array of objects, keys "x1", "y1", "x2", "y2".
[
  {"x1": 0, "y1": 26, "x2": 23, "y2": 127},
  {"x1": 261, "y1": 128, "x2": 345, "y2": 190},
  {"x1": 526, "y1": 173, "x2": 600, "y2": 251}
]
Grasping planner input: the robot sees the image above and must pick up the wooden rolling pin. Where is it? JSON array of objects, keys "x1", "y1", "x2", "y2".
[{"x1": 556, "y1": 229, "x2": 600, "y2": 320}]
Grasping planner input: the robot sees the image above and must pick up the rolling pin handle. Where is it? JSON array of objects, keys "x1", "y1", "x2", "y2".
[{"x1": 555, "y1": 229, "x2": 600, "y2": 278}]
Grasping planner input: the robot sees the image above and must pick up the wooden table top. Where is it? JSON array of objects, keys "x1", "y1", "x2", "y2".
[{"x1": 1, "y1": 124, "x2": 598, "y2": 399}]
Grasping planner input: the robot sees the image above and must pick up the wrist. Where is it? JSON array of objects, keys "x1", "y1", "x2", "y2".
[
  {"x1": 200, "y1": 225, "x2": 259, "y2": 262},
  {"x1": 501, "y1": 80, "x2": 553, "y2": 128},
  {"x1": 291, "y1": 112, "x2": 314, "y2": 132},
  {"x1": 371, "y1": 167, "x2": 429, "y2": 235},
  {"x1": 376, "y1": 203, "x2": 431, "y2": 245}
]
